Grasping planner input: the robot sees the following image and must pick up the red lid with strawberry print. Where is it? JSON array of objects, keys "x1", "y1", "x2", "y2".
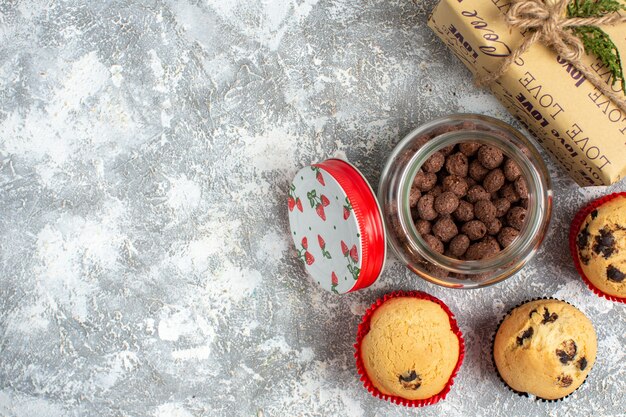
[{"x1": 288, "y1": 159, "x2": 387, "y2": 294}]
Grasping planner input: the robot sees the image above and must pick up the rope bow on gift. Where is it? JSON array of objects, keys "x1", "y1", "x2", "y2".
[{"x1": 476, "y1": 0, "x2": 626, "y2": 113}]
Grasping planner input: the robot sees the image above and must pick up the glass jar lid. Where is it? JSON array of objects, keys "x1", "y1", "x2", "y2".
[{"x1": 288, "y1": 159, "x2": 387, "y2": 294}]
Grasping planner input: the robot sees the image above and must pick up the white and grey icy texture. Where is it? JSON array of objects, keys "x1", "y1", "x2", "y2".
[{"x1": 0, "y1": 1, "x2": 624, "y2": 416}]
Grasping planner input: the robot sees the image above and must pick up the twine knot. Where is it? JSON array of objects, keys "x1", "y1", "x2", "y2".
[{"x1": 476, "y1": 0, "x2": 626, "y2": 113}]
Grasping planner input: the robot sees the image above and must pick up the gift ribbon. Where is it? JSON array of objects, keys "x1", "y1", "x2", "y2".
[{"x1": 476, "y1": 0, "x2": 626, "y2": 114}]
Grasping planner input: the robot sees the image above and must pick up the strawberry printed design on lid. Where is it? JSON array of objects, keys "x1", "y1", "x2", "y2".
[
  {"x1": 296, "y1": 237, "x2": 315, "y2": 265},
  {"x1": 307, "y1": 189, "x2": 329, "y2": 221},
  {"x1": 350, "y1": 245, "x2": 359, "y2": 263},
  {"x1": 318, "y1": 235, "x2": 332, "y2": 259},
  {"x1": 288, "y1": 159, "x2": 387, "y2": 294},
  {"x1": 343, "y1": 197, "x2": 352, "y2": 220},
  {"x1": 331, "y1": 272, "x2": 339, "y2": 294},
  {"x1": 341, "y1": 240, "x2": 349, "y2": 256},
  {"x1": 288, "y1": 184, "x2": 303, "y2": 212},
  {"x1": 312, "y1": 166, "x2": 326, "y2": 186},
  {"x1": 341, "y1": 240, "x2": 360, "y2": 280}
]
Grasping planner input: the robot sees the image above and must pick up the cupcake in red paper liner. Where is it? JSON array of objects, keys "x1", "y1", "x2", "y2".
[
  {"x1": 493, "y1": 299, "x2": 597, "y2": 401},
  {"x1": 570, "y1": 192, "x2": 626, "y2": 303},
  {"x1": 354, "y1": 291, "x2": 464, "y2": 407}
]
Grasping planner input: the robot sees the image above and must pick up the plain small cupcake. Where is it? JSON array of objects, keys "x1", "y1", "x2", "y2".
[
  {"x1": 493, "y1": 299, "x2": 597, "y2": 400},
  {"x1": 358, "y1": 294, "x2": 462, "y2": 404},
  {"x1": 573, "y1": 193, "x2": 626, "y2": 300}
]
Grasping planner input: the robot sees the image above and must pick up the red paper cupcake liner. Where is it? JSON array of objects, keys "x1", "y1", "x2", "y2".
[
  {"x1": 354, "y1": 290, "x2": 465, "y2": 407},
  {"x1": 569, "y1": 192, "x2": 626, "y2": 304},
  {"x1": 491, "y1": 297, "x2": 590, "y2": 402}
]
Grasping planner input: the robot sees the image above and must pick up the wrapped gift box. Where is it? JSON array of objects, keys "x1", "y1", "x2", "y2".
[{"x1": 428, "y1": 0, "x2": 626, "y2": 186}]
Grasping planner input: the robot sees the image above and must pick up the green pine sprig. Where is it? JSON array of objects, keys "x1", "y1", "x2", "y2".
[
  {"x1": 567, "y1": 0, "x2": 625, "y2": 16},
  {"x1": 567, "y1": 0, "x2": 626, "y2": 94}
]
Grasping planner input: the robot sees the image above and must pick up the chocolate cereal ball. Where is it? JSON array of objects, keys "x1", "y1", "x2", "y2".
[
  {"x1": 439, "y1": 144, "x2": 456, "y2": 156},
  {"x1": 434, "y1": 191, "x2": 460, "y2": 215},
  {"x1": 459, "y1": 142, "x2": 481, "y2": 157},
  {"x1": 417, "y1": 194, "x2": 438, "y2": 221},
  {"x1": 442, "y1": 175, "x2": 468, "y2": 198},
  {"x1": 485, "y1": 218, "x2": 502, "y2": 235},
  {"x1": 462, "y1": 220, "x2": 487, "y2": 241},
  {"x1": 423, "y1": 234, "x2": 444, "y2": 254},
  {"x1": 514, "y1": 176, "x2": 528, "y2": 198},
  {"x1": 466, "y1": 185, "x2": 490, "y2": 203},
  {"x1": 414, "y1": 220, "x2": 430, "y2": 237},
  {"x1": 507, "y1": 206, "x2": 527, "y2": 230},
  {"x1": 469, "y1": 160, "x2": 490, "y2": 182},
  {"x1": 413, "y1": 170, "x2": 437, "y2": 192},
  {"x1": 477, "y1": 145, "x2": 504, "y2": 169},
  {"x1": 493, "y1": 198, "x2": 511, "y2": 218},
  {"x1": 426, "y1": 184, "x2": 443, "y2": 198},
  {"x1": 465, "y1": 240, "x2": 498, "y2": 260},
  {"x1": 499, "y1": 184, "x2": 520, "y2": 203},
  {"x1": 424, "y1": 262, "x2": 450, "y2": 278},
  {"x1": 503, "y1": 158, "x2": 521, "y2": 181},
  {"x1": 445, "y1": 152, "x2": 469, "y2": 177},
  {"x1": 498, "y1": 227, "x2": 520, "y2": 248},
  {"x1": 422, "y1": 151, "x2": 445, "y2": 173},
  {"x1": 409, "y1": 188, "x2": 422, "y2": 207},
  {"x1": 474, "y1": 200, "x2": 497, "y2": 222},
  {"x1": 433, "y1": 216, "x2": 458, "y2": 242},
  {"x1": 449, "y1": 234, "x2": 470, "y2": 257},
  {"x1": 453, "y1": 200, "x2": 474, "y2": 222},
  {"x1": 483, "y1": 169, "x2": 505, "y2": 193},
  {"x1": 481, "y1": 235, "x2": 501, "y2": 253}
]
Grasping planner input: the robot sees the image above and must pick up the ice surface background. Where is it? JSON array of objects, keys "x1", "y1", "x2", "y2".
[{"x1": 0, "y1": 1, "x2": 624, "y2": 416}]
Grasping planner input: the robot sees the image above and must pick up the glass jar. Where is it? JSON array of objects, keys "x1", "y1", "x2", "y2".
[{"x1": 378, "y1": 114, "x2": 553, "y2": 288}]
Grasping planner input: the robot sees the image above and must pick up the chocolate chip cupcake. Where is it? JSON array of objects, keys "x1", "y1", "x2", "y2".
[
  {"x1": 571, "y1": 193, "x2": 626, "y2": 302},
  {"x1": 493, "y1": 299, "x2": 597, "y2": 400},
  {"x1": 355, "y1": 291, "x2": 464, "y2": 406}
]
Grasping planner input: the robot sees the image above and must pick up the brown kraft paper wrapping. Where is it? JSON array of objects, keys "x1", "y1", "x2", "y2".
[{"x1": 428, "y1": 0, "x2": 626, "y2": 186}]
